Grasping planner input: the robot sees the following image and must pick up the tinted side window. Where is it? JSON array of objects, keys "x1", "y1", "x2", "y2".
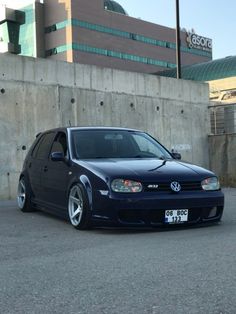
[
  {"x1": 30, "y1": 136, "x2": 42, "y2": 159},
  {"x1": 33, "y1": 132, "x2": 55, "y2": 160},
  {"x1": 50, "y1": 132, "x2": 68, "y2": 157}
]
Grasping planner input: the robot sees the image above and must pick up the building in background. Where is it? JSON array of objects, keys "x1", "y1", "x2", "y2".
[
  {"x1": 158, "y1": 56, "x2": 236, "y2": 134},
  {"x1": 0, "y1": 0, "x2": 44, "y2": 57},
  {"x1": 157, "y1": 55, "x2": 236, "y2": 101},
  {"x1": 0, "y1": 0, "x2": 212, "y2": 73}
]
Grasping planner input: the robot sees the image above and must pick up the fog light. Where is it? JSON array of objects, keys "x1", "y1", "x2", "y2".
[{"x1": 208, "y1": 207, "x2": 217, "y2": 218}]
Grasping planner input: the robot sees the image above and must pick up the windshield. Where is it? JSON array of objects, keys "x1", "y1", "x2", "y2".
[{"x1": 71, "y1": 130, "x2": 172, "y2": 160}]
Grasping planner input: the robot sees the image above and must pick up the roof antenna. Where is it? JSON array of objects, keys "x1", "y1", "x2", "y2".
[{"x1": 68, "y1": 120, "x2": 71, "y2": 126}]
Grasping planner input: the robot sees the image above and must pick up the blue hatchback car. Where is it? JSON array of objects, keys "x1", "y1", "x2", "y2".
[{"x1": 17, "y1": 127, "x2": 224, "y2": 229}]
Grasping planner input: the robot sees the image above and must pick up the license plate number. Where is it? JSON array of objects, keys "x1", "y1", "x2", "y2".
[{"x1": 165, "y1": 209, "x2": 188, "y2": 224}]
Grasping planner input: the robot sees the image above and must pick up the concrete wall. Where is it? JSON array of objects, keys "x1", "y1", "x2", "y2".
[
  {"x1": 209, "y1": 134, "x2": 236, "y2": 187},
  {"x1": 0, "y1": 54, "x2": 210, "y2": 199}
]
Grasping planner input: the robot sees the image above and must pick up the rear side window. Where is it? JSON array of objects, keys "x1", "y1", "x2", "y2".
[{"x1": 32, "y1": 132, "x2": 55, "y2": 160}]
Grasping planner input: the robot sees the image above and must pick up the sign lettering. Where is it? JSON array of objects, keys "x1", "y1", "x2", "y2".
[{"x1": 186, "y1": 32, "x2": 212, "y2": 52}]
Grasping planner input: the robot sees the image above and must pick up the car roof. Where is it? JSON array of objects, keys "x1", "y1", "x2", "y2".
[
  {"x1": 68, "y1": 126, "x2": 142, "y2": 132},
  {"x1": 38, "y1": 126, "x2": 143, "y2": 135}
]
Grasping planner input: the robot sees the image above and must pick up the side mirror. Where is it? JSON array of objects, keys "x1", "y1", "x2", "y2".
[
  {"x1": 172, "y1": 152, "x2": 181, "y2": 160},
  {"x1": 51, "y1": 152, "x2": 65, "y2": 162}
]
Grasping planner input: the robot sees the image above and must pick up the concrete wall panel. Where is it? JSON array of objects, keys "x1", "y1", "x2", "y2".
[
  {"x1": 74, "y1": 63, "x2": 92, "y2": 89},
  {"x1": 209, "y1": 134, "x2": 236, "y2": 187}
]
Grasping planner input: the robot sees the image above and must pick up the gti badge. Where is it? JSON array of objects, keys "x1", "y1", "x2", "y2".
[
  {"x1": 147, "y1": 184, "x2": 159, "y2": 189},
  {"x1": 170, "y1": 181, "x2": 181, "y2": 192}
]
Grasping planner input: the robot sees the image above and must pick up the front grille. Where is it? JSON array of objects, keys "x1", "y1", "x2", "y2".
[
  {"x1": 118, "y1": 206, "x2": 222, "y2": 225},
  {"x1": 144, "y1": 181, "x2": 202, "y2": 192}
]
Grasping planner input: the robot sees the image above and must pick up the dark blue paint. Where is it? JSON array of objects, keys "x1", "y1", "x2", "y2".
[{"x1": 19, "y1": 127, "x2": 224, "y2": 227}]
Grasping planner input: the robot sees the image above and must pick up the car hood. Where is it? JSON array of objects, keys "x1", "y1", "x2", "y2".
[{"x1": 76, "y1": 158, "x2": 214, "y2": 182}]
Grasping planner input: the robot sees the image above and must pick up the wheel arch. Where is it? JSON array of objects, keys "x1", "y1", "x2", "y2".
[
  {"x1": 68, "y1": 175, "x2": 93, "y2": 211},
  {"x1": 17, "y1": 172, "x2": 35, "y2": 212},
  {"x1": 18, "y1": 172, "x2": 33, "y2": 196}
]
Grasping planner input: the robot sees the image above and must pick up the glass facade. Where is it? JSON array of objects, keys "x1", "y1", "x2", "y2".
[
  {"x1": 0, "y1": 22, "x2": 9, "y2": 42},
  {"x1": 158, "y1": 56, "x2": 236, "y2": 81},
  {"x1": 45, "y1": 18, "x2": 212, "y2": 59},
  {"x1": 46, "y1": 43, "x2": 176, "y2": 69},
  {"x1": 19, "y1": 4, "x2": 36, "y2": 57}
]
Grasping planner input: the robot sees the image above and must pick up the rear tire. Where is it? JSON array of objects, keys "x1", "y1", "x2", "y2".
[
  {"x1": 17, "y1": 177, "x2": 35, "y2": 212},
  {"x1": 68, "y1": 184, "x2": 91, "y2": 230}
]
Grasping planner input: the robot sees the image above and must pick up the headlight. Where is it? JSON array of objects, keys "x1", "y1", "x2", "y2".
[
  {"x1": 111, "y1": 179, "x2": 142, "y2": 193},
  {"x1": 201, "y1": 177, "x2": 220, "y2": 191}
]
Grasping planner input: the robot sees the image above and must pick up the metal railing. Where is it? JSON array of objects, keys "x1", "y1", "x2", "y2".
[{"x1": 209, "y1": 103, "x2": 236, "y2": 135}]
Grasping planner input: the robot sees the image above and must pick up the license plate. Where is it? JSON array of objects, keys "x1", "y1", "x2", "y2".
[{"x1": 165, "y1": 209, "x2": 188, "y2": 224}]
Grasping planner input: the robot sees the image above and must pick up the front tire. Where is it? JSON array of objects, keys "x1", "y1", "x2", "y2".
[
  {"x1": 17, "y1": 177, "x2": 34, "y2": 212},
  {"x1": 68, "y1": 184, "x2": 91, "y2": 230}
]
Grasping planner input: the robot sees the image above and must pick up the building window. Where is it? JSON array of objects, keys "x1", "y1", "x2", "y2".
[
  {"x1": 46, "y1": 43, "x2": 176, "y2": 69},
  {"x1": 45, "y1": 19, "x2": 212, "y2": 59}
]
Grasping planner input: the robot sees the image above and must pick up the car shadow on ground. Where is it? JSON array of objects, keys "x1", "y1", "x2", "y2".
[{"x1": 91, "y1": 222, "x2": 222, "y2": 235}]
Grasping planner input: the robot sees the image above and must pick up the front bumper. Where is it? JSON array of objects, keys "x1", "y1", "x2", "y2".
[{"x1": 91, "y1": 190, "x2": 224, "y2": 227}]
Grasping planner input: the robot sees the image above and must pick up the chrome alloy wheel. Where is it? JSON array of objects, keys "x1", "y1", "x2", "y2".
[
  {"x1": 68, "y1": 185, "x2": 84, "y2": 226},
  {"x1": 17, "y1": 179, "x2": 26, "y2": 209}
]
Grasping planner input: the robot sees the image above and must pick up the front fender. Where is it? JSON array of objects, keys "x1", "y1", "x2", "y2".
[
  {"x1": 67, "y1": 175, "x2": 93, "y2": 211},
  {"x1": 79, "y1": 175, "x2": 93, "y2": 210}
]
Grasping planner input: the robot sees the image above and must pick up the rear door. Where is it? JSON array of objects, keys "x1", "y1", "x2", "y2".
[
  {"x1": 27, "y1": 132, "x2": 56, "y2": 202},
  {"x1": 41, "y1": 131, "x2": 72, "y2": 211}
]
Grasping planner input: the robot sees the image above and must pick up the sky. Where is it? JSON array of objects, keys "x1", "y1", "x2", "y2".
[
  {"x1": 118, "y1": 0, "x2": 235, "y2": 60},
  {"x1": 1, "y1": 0, "x2": 235, "y2": 60}
]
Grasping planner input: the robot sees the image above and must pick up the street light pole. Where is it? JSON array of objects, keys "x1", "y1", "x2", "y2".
[{"x1": 175, "y1": 0, "x2": 181, "y2": 79}]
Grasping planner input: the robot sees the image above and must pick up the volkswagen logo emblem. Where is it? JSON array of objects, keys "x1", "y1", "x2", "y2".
[{"x1": 170, "y1": 181, "x2": 181, "y2": 192}]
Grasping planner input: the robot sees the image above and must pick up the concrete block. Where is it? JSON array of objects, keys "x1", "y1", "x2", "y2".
[
  {"x1": 190, "y1": 81, "x2": 209, "y2": 103},
  {"x1": 144, "y1": 75, "x2": 161, "y2": 98},
  {"x1": 0, "y1": 53, "x2": 23, "y2": 81},
  {"x1": 159, "y1": 77, "x2": 181, "y2": 101},
  {"x1": 22, "y1": 56, "x2": 36, "y2": 82},
  {"x1": 0, "y1": 172, "x2": 17, "y2": 200},
  {"x1": 134, "y1": 73, "x2": 147, "y2": 96},
  {"x1": 209, "y1": 134, "x2": 236, "y2": 187},
  {"x1": 59, "y1": 86, "x2": 77, "y2": 126},
  {"x1": 34, "y1": 58, "x2": 57, "y2": 85},
  {"x1": 90, "y1": 66, "x2": 113, "y2": 92},
  {"x1": 34, "y1": 86, "x2": 60, "y2": 131},
  {"x1": 74, "y1": 63, "x2": 92, "y2": 89},
  {"x1": 76, "y1": 89, "x2": 97, "y2": 126},
  {"x1": 111, "y1": 69, "x2": 136, "y2": 95},
  {"x1": 56, "y1": 60, "x2": 75, "y2": 87}
]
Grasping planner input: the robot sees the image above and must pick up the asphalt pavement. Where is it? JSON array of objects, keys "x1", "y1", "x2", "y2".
[{"x1": 0, "y1": 188, "x2": 236, "y2": 314}]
